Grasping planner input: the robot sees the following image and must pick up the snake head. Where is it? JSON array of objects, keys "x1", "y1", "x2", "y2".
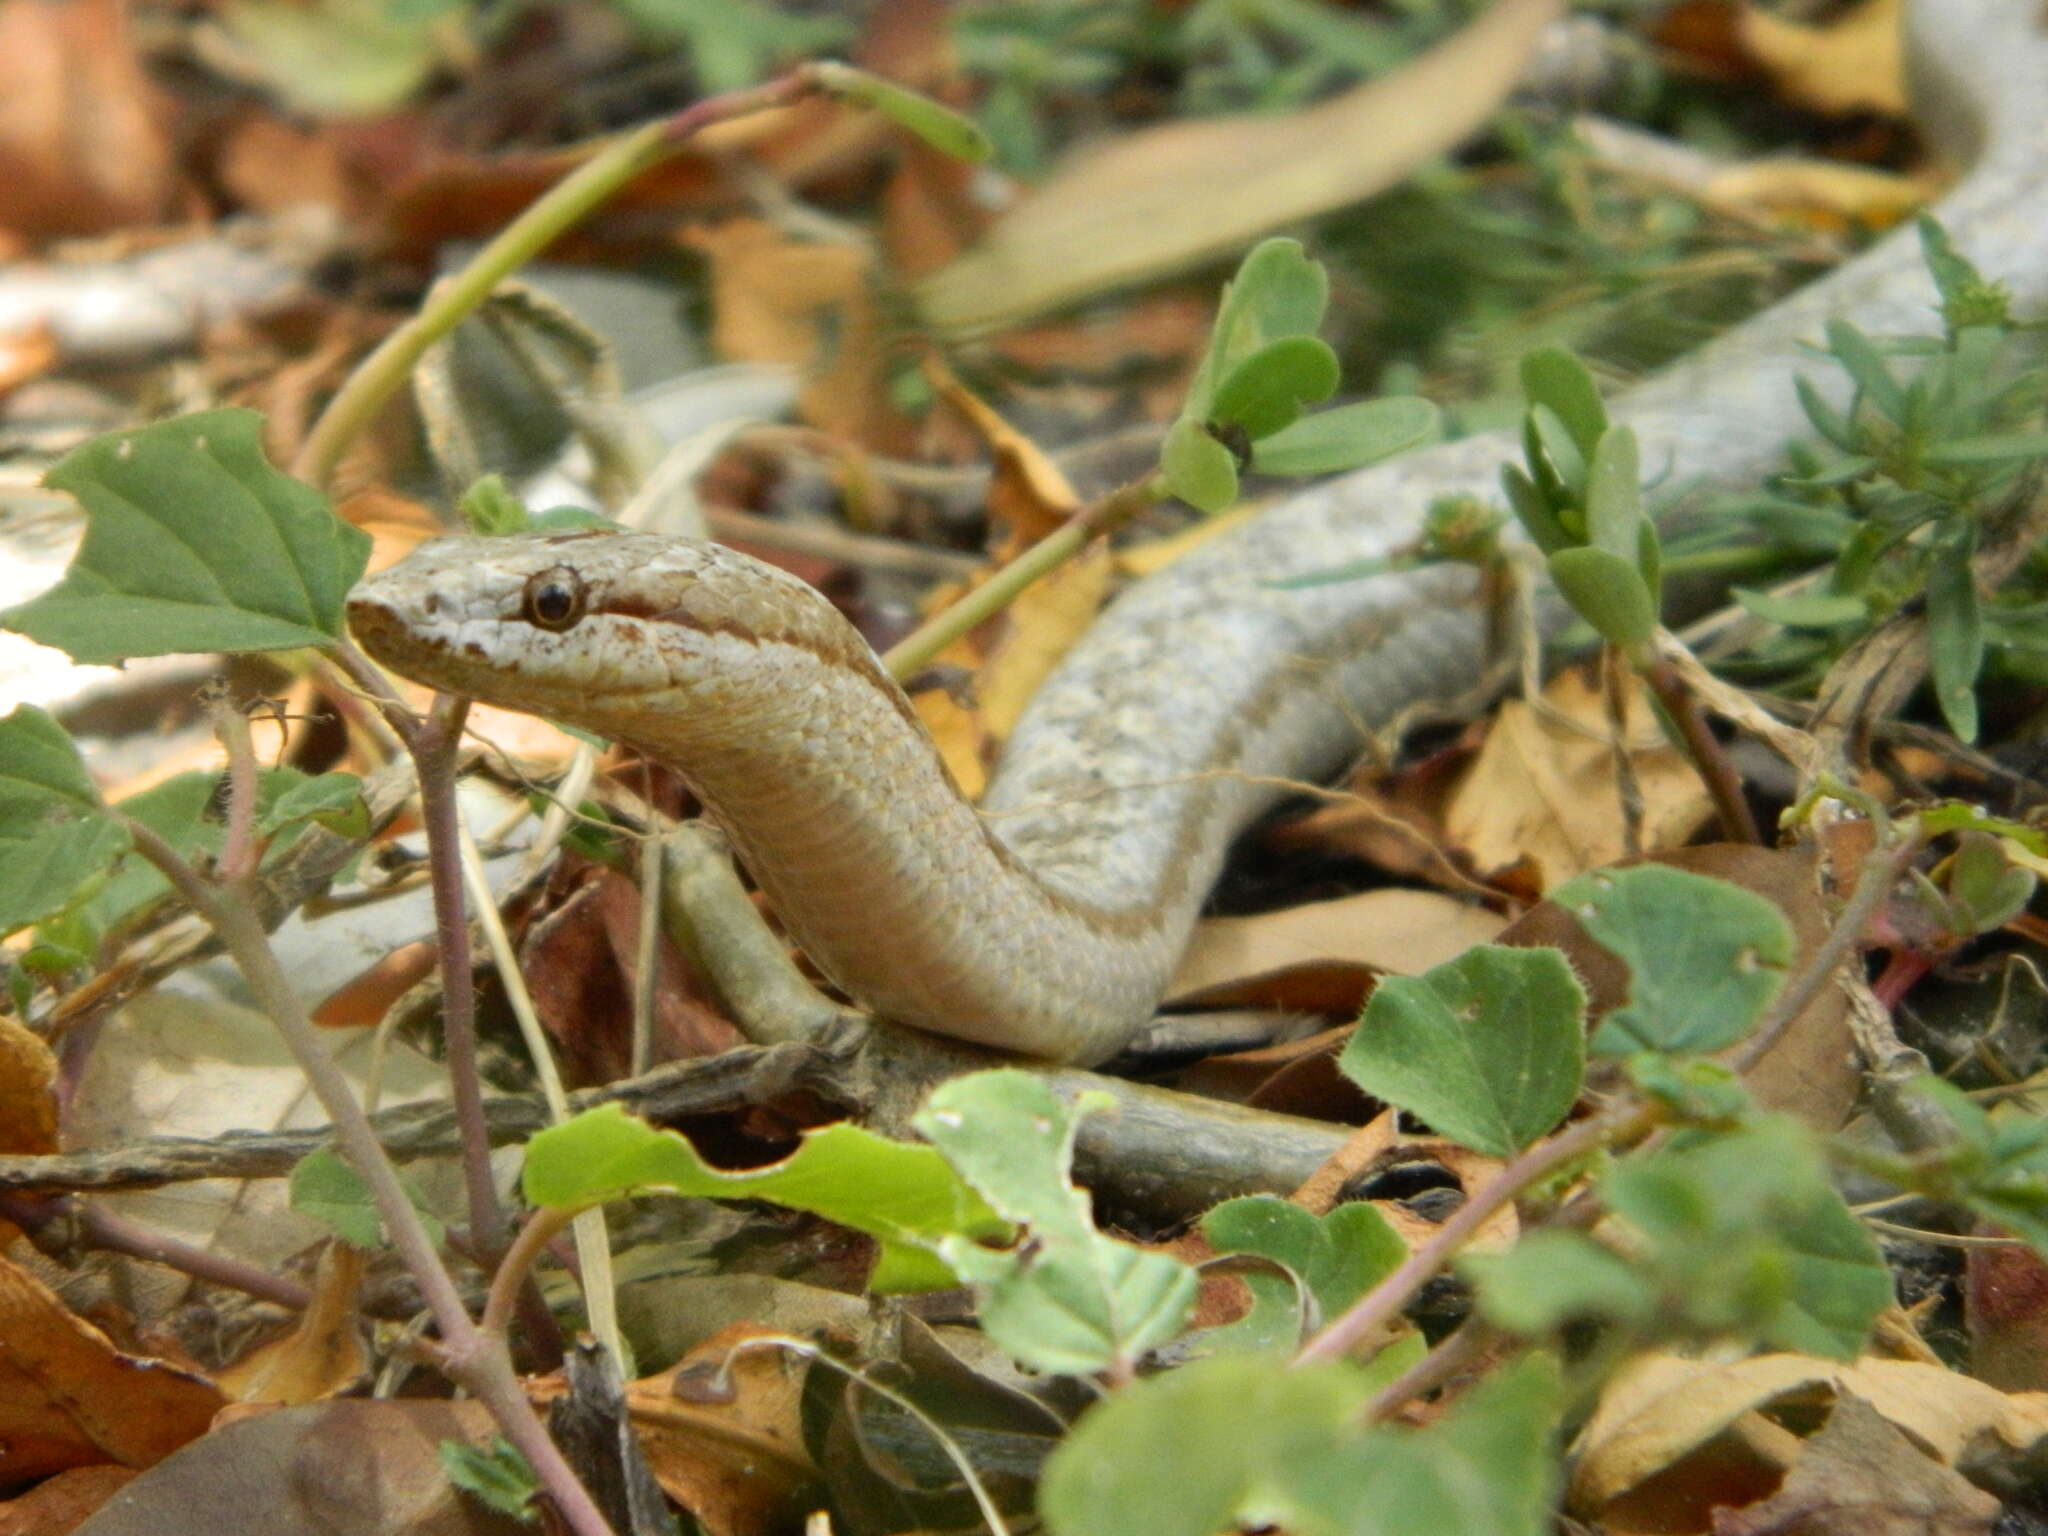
[{"x1": 346, "y1": 530, "x2": 874, "y2": 738}]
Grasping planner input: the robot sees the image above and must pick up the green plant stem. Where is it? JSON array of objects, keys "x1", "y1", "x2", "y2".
[
  {"x1": 292, "y1": 72, "x2": 815, "y2": 490},
  {"x1": 409, "y1": 695, "x2": 506, "y2": 1260},
  {"x1": 1641, "y1": 656, "x2": 1762, "y2": 845},
  {"x1": 118, "y1": 816, "x2": 618, "y2": 1536},
  {"x1": 881, "y1": 474, "x2": 1169, "y2": 680},
  {"x1": 482, "y1": 1204, "x2": 573, "y2": 1339},
  {"x1": 1293, "y1": 1102, "x2": 1660, "y2": 1367}
]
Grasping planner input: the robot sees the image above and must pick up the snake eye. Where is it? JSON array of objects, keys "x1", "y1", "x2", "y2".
[{"x1": 521, "y1": 568, "x2": 586, "y2": 631}]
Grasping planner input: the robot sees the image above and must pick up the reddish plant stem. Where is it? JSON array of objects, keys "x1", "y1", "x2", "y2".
[
  {"x1": 210, "y1": 693, "x2": 263, "y2": 883},
  {"x1": 408, "y1": 694, "x2": 505, "y2": 1261},
  {"x1": 0, "y1": 1192, "x2": 313, "y2": 1312},
  {"x1": 1293, "y1": 1103, "x2": 1659, "y2": 1367},
  {"x1": 1872, "y1": 948, "x2": 1935, "y2": 1011}
]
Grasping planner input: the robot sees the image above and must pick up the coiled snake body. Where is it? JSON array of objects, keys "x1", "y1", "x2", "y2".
[{"x1": 351, "y1": 0, "x2": 2048, "y2": 1064}]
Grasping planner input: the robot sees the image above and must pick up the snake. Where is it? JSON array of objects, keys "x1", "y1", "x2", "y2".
[{"x1": 348, "y1": 0, "x2": 2048, "y2": 1066}]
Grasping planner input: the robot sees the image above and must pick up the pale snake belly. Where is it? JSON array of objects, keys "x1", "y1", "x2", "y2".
[{"x1": 349, "y1": 0, "x2": 2048, "y2": 1065}]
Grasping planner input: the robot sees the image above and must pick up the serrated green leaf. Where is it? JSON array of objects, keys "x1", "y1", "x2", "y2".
[
  {"x1": 1602, "y1": 1117, "x2": 1888, "y2": 1358},
  {"x1": 1927, "y1": 547, "x2": 1984, "y2": 743},
  {"x1": 918, "y1": 1071, "x2": 1197, "y2": 1374},
  {"x1": 1204, "y1": 1195, "x2": 1406, "y2": 1324},
  {"x1": 0, "y1": 817, "x2": 132, "y2": 940},
  {"x1": 0, "y1": 410, "x2": 370, "y2": 664},
  {"x1": 813, "y1": 61, "x2": 992, "y2": 162},
  {"x1": 1554, "y1": 865, "x2": 1793, "y2": 1057},
  {"x1": 289, "y1": 1146, "x2": 445, "y2": 1251},
  {"x1": 1340, "y1": 946, "x2": 1585, "y2": 1157},
  {"x1": 1463, "y1": 1229, "x2": 1655, "y2": 1336},
  {"x1": 0, "y1": 705, "x2": 105, "y2": 828},
  {"x1": 1162, "y1": 417, "x2": 1241, "y2": 513},
  {"x1": 440, "y1": 1437, "x2": 539, "y2": 1522},
  {"x1": 259, "y1": 770, "x2": 368, "y2": 839},
  {"x1": 1519, "y1": 347, "x2": 1606, "y2": 460},
  {"x1": 1211, "y1": 335, "x2": 1339, "y2": 441},
  {"x1": 1250, "y1": 397, "x2": 1439, "y2": 477},
  {"x1": 1547, "y1": 547, "x2": 1657, "y2": 654},
  {"x1": 522, "y1": 1103, "x2": 1005, "y2": 1293}
]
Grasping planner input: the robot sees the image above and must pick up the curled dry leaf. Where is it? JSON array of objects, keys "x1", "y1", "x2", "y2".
[
  {"x1": 0, "y1": 1014, "x2": 57, "y2": 1157},
  {"x1": 917, "y1": 0, "x2": 1564, "y2": 334},
  {"x1": 0, "y1": 1251, "x2": 225, "y2": 1488},
  {"x1": 1736, "y1": 0, "x2": 1906, "y2": 119},
  {"x1": 1570, "y1": 1352, "x2": 2048, "y2": 1522},
  {"x1": 1711, "y1": 1394, "x2": 2001, "y2": 1536},
  {"x1": 1167, "y1": 888, "x2": 1507, "y2": 1013},
  {"x1": 213, "y1": 1244, "x2": 369, "y2": 1407}
]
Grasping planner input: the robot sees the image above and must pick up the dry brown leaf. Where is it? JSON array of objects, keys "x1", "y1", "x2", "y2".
[
  {"x1": 684, "y1": 217, "x2": 901, "y2": 451},
  {"x1": 0, "y1": 1251, "x2": 225, "y2": 1487},
  {"x1": 913, "y1": 541, "x2": 1114, "y2": 800},
  {"x1": 51, "y1": 1398, "x2": 524, "y2": 1536},
  {"x1": 0, "y1": 1014, "x2": 57, "y2": 1158},
  {"x1": 1571, "y1": 1353, "x2": 2048, "y2": 1518},
  {"x1": 1445, "y1": 666, "x2": 1714, "y2": 891},
  {"x1": 0, "y1": 1462, "x2": 137, "y2": 1535},
  {"x1": 0, "y1": 319, "x2": 55, "y2": 395},
  {"x1": 1737, "y1": 0, "x2": 1905, "y2": 118},
  {"x1": 1712, "y1": 1394, "x2": 2001, "y2": 1536},
  {"x1": 1497, "y1": 843, "x2": 1858, "y2": 1127},
  {"x1": 626, "y1": 1324, "x2": 819, "y2": 1535},
  {"x1": 214, "y1": 1245, "x2": 369, "y2": 1406},
  {"x1": 1966, "y1": 1239, "x2": 2048, "y2": 1393},
  {"x1": 1167, "y1": 889, "x2": 1506, "y2": 1007},
  {"x1": 925, "y1": 358, "x2": 1081, "y2": 542},
  {"x1": 0, "y1": 0, "x2": 179, "y2": 243},
  {"x1": 916, "y1": 0, "x2": 1562, "y2": 335},
  {"x1": 1702, "y1": 159, "x2": 1931, "y2": 232}
]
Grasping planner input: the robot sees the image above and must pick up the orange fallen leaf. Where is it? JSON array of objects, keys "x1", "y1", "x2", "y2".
[
  {"x1": 0, "y1": 1252, "x2": 224, "y2": 1487},
  {"x1": 0, "y1": 1014, "x2": 57, "y2": 1157},
  {"x1": 215, "y1": 1245, "x2": 368, "y2": 1406}
]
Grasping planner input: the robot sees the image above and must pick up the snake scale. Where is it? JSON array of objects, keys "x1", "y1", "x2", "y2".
[{"x1": 350, "y1": 0, "x2": 2048, "y2": 1065}]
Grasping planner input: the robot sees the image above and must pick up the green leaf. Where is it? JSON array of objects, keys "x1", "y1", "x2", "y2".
[
  {"x1": 1463, "y1": 1230, "x2": 1655, "y2": 1336},
  {"x1": 1204, "y1": 1195, "x2": 1406, "y2": 1324},
  {"x1": 1211, "y1": 336, "x2": 1340, "y2": 441},
  {"x1": 812, "y1": 61, "x2": 992, "y2": 162},
  {"x1": 1825, "y1": 319, "x2": 1905, "y2": 420},
  {"x1": 1527, "y1": 405, "x2": 1588, "y2": 506},
  {"x1": 1519, "y1": 347, "x2": 1606, "y2": 461},
  {"x1": 522, "y1": 1103, "x2": 1006, "y2": 1293},
  {"x1": 1583, "y1": 426, "x2": 1643, "y2": 567},
  {"x1": 1339, "y1": 946, "x2": 1585, "y2": 1158},
  {"x1": 1733, "y1": 587, "x2": 1867, "y2": 628},
  {"x1": 440, "y1": 1437, "x2": 539, "y2": 1523},
  {"x1": 1501, "y1": 464, "x2": 1573, "y2": 556},
  {"x1": 1602, "y1": 1117, "x2": 1888, "y2": 1358},
  {"x1": 288, "y1": 1146, "x2": 444, "y2": 1251},
  {"x1": 1162, "y1": 417, "x2": 1241, "y2": 513},
  {"x1": 0, "y1": 707, "x2": 127, "y2": 938},
  {"x1": 1945, "y1": 832, "x2": 2036, "y2": 936},
  {"x1": 1036, "y1": 1353, "x2": 1378, "y2": 1536},
  {"x1": 1553, "y1": 865, "x2": 1794, "y2": 1057},
  {"x1": 1794, "y1": 375, "x2": 1860, "y2": 452},
  {"x1": 458, "y1": 473, "x2": 528, "y2": 535},
  {"x1": 1547, "y1": 547, "x2": 1657, "y2": 654},
  {"x1": 0, "y1": 410, "x2": 370, "y2": 664},
  {"x1": 1918, "y1": 432, "x2": 2048, "y2": 464},
  {"x1": 1919, "y1": 216, "x2": 2012, "y2": 333},
  {"x1": 258, "y1": 770, "x2": 368, "y2": 840},
  {"x1": 1187, "y1": 238, "x2": 1329, "y2": 418},
  {"x1": 1251, "y1": 397, "x2": 1440, "y2": 477},
  {"x1": 1927, "y1": 545, "x2": 1984, "y2": 743},
  {"x1": 918, "y1": 1071, "x2": 1198, "y2": 1375},
  {"x1": 1895, "y1": 1077, "x2": 2048, "y2": 1253}
]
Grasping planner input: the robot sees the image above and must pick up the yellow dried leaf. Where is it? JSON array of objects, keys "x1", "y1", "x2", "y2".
[{"x1": 1737, "y1": 0, "x2": 1905, "y2": 118}]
